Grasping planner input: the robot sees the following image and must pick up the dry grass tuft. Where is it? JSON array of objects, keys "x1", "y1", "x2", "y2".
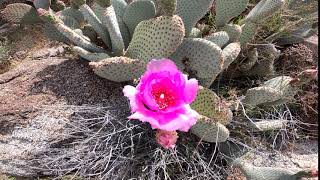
[{"x1": 31, "y1": 105, "x2": 226, "y2": 179}]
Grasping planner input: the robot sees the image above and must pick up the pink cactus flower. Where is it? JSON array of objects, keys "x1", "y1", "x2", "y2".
[
  {"x1": 123, "y1": 59, "x2": 199, "y2": 132},
  {"x1": 156, "y1": 130, "x2": 178, "y2": 149}
]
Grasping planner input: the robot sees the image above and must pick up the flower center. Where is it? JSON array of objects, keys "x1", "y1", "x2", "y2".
[{"x1": 151, "y1": 86, "x2": 176, "y2": 110}]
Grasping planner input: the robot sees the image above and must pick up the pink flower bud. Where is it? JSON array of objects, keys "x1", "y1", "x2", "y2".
[{"x1": 156, "y1": 130, "x2": 178, "y2": 149}]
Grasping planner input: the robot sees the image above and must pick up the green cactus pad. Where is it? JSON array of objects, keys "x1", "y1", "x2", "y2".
[
  {"x1": 89, "y1": 57, "x2": 146, "y2": 82},
  {"x1": 1, "y1": 3, "x2": 42, "y2": 24},
  {"x1": 222, "y1": 42, "x2": 241, "y2": 70},
  {"x1": 243, "y1": 76, "x2": 297, "y2": 106},
  {"x1": 111, "y1": 0, "x2": 130, "y2": 48},
  {"x1": 233, "y1": 161, "x2": 299, "y2": 180},
  {"x1": 125, "y1": 15, "x2": 185, "y2": 62},
  {"x1": 82, "y1": 25, "x2": 98, "y2": 41},
  {"x1": 176, "y1": 0, "x2": 213, "y2": 36},
  {"x1": 170, "y1": 38, "x2": 223, "y2": 86},
  {"x1": 204, "y1": 31, "x2": 230, "y2": 48},
  {"x1": 123, "y1": 0, "x2": 156, "y2": 37},
  {"x1": 191, "y1": 87, "x2": 232, "y2": 125},
  {"x1": 58, "y1": 15, "x2": 80, "y2": 29},
  {"x1": 243, "y1": 87, "x2": 282, "y2": 106},
  {"x1": 189, "y1": 28, "x2": 202, "y2": 38},
  {"x1": 72, "y1": 46, "x2": 111, "y2": 61},
  {"x1": 43, "y1": 23, "x2": 71, "y2": 44},
  {"x1": 191, "y1": 118, "x2": 230, "y2": 143},
  {"x1": 73, "y1": 29, "x2": 91, "y2": 41},
  {"x1": 215, "y1": 0, "x2": 249, "y2": 27},
  {"x1": 220, "y1": 24, "x2": 242, "y2": 42},
  {"x1": 33, "y1": 0, "x2": 51, "y2": 10},
  {"x1": 94, "y1": 3, "x2": 125, "y2": 55},
  {"x1": 250, "y1": 119, "x2": 288, "y2": 132},
  {"x1": 59, "y1": 7, "x2": 85, "y2": 24},
  {"x1": 245, "y1": 0, "x2": 285, "y2": 24},
  {"x1": 79, "y1": 4, "x2": 112, "y2": 49},
  {"x1": 239, "y1": 22, "x2": 258, "y2": 46},
  {"x1": 158, "y1": 0, "x2": 177, "y2": 16},
  {"x1": 44, "y1": 11, "x2": 107, "y2": 53}
]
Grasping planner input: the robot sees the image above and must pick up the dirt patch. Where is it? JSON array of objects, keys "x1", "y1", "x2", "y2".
[
  {"x1": 0, "y1": 25, "x2": 49, "y2": 74},
  {"x1": 0, "y1": 57, "x2": 126, "y2": 135}
]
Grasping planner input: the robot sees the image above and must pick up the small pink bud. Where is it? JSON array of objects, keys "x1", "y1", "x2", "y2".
[{"x1": 156, "y1": 130, "x2": 178, "y2": 149}]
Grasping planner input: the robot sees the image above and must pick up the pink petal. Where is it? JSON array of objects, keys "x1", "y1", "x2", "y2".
[
  {"x1": 184, "y1": 78, "x2": 199, "y2": 103},
  {"x1": 147, "y1": 59, "x2": 178, "y2": 73},
  {"x1": 123, "y1": 85, "x2": 138, "y2": 112}
]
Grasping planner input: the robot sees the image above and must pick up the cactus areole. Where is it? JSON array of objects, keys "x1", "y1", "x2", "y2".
[{"x1": 123, "y1": 59, "x2": 200, "y2": 132}]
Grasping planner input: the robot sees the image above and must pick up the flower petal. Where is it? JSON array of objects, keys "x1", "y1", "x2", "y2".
[
  {"x1": 123, "y1": 85, "x2": 138, "y2": 112},
  {"x1": 184, "y1": 78, "x2": 199, "y2": 103},
  {"x1": 147, "y1": 59, "x2": 178, "y2": 73}
]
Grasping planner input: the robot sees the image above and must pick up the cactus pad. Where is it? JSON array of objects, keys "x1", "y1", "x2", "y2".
[
  {"x1": 222, "y1": 42, "x2": 241, "y2": 70},
  {"x1": 239, "y1": 23, "x2": 258, "y2": 46},
  {"x1": 170, "y1": 38, "x2": 223, "y2": 86},
  {"x1": 79, "y1": 4, "x2": 112, "y2": 48},
  {"x1": 89, "y1": 57, "x2": 146, "y2": 82},
  {"x1": 176, "y1": 0, "x2": 214, "y2": 36},
  {"x1": 1, "y1": 3, "x2": 42, "y2": 24},
  {"x1": 243, "y1": 76, "x2": 297, "y2": 106},
  {"x1": 125, "y1": 15, "x2": 185, "y2": 62},
  {"x1": 245, "y1": 0, "x2": 285, "y2": 24},
  {"x1": 204, "y1": 31, "x2": 230, "y2": 48},
  {"x1": 96, "y1": 4, "x2": 125, "y2": 55},
  {"x1": 111, "y1": 0, "x2": 130, "y2": 48},
  {"x1": 233, "y1": 161, "x2": 299, "y2": 180},
  {"x1": 59, "y1": 7, "x2": 85, "y2": 24},
  {"x1": 215, "y1": 0, "x2": 248, "y2": 27},
  {"x1": 123, "y1": 0, "x2": 156, "y2": 37},
  {"x1": 220, "y1": 24, "x2": 242, "y2": 42},
  {"x1": 189, "y1": 27, "x2": 202, "y2": 38},
  {"x1": 43, "y1": 23, "x2": 71, "y2": 44},
  {"x1": 191, "y1": 87, "x2": 232, "y2": 125},
  {"x1": 250, "y1": 119, "x2": 288, "y2": 132},
  {"x1": 191, "y1": 118, "x2": 230, "y2": 143},
  {"x1": 72, "y1": 46, "x2": 111, "y2": 61}
]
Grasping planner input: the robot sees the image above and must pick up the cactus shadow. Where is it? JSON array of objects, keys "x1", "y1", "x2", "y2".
[{"x1": 31, "y1": 58, "x2": 127, "y2": 106}]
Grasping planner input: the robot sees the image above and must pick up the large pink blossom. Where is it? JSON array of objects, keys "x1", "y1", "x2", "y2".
[{"x1": 123, "y1": 59, "x2": 199, "y2": 132}]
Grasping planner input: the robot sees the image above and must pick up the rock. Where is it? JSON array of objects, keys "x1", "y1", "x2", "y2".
[
  {"x1": 302, "y1": 35, "x2": 318, "y2": 62},
  {"x1": 32, "y1": 46, "x2": 66, "y2": 59},
  {"x1": 0, "y1": 115, "x2": 67, "y2": 177}
]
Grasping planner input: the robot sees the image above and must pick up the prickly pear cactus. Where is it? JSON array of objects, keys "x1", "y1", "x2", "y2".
[
  {"x1": 191, "y1": 118, "x2": 230, "y2": 143},
  {"x1": 72, "y1": 46, "x2": 110, "y2": 61},
  {"x1": 1, "y1": 3, "x2": 42, "y2": 24},
  {"x1": 244, "y1": 0, "x2": 285, "y2": 24},
  {"x1": 233, "y1": 160, "x2": 314, "y2": 180},
  {"x1": 215, "y1": 0, "x2": 248, "y2": 27},
  {"x1": 171, "y1": 36, "x2": 240, "y2": 87},
  {"x1": 171, "y1": 38, "x2": 223, "y2": 87},
  {"x1": 125, "y1": 15, "x2": 185, "y2": 62},
  {"x1": 123, "y1": 0, "x2": 156, "y2": 37},
  {"x1": 204, "y1": 31, "x2": 230, "y2": 48},
  {"x1": 89, "y1": 56, "x2": 146, "y2": 82},
  {"x1": 190, "y1": 87, "x2": 233, "y2": 143},
  {"x1": 243, "y1": 76, "x2": 295, "y2": 107},
  {"x1": 176, "y1": 0, "x2": 213, "y2": 37},
  {"x1": 191, "y1": 87, "x2": 233, "y2": 125}
]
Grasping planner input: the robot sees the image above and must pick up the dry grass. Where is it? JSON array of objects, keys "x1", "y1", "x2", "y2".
[{"x1": 31, "y1": 105, "x2": 226, "y2": 179}]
